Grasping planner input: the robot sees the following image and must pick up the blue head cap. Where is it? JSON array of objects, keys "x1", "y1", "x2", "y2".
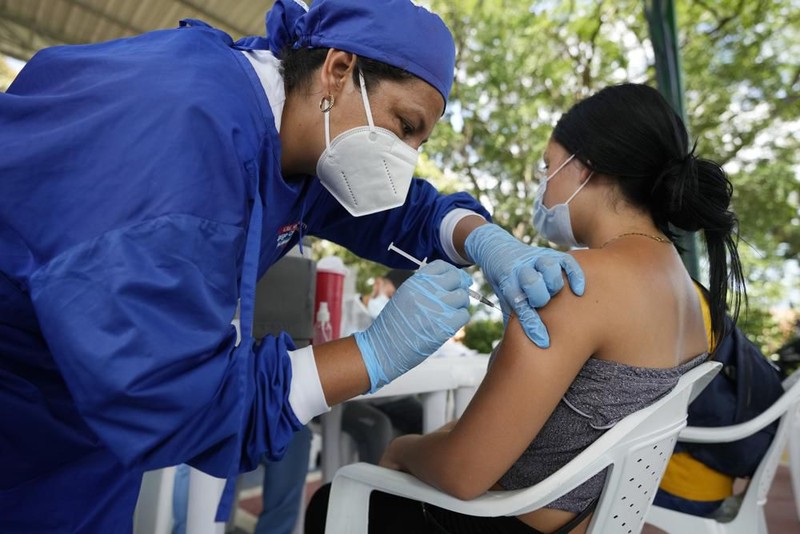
[{"x1": 265, "y1": 0, "x2": 456, "y2": 109}]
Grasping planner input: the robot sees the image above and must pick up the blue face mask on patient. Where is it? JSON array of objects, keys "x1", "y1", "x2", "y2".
[{"x1": 532, "y1": 154, "x2": 593, "y2": 248}]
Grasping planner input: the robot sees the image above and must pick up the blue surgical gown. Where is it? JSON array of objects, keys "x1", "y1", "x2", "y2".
[{"x1": 0, "y1": 20, "x2": 489, "y2": 533}]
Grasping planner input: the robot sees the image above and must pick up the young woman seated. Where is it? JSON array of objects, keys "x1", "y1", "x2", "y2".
[{"x1": 305, "y1": 83, "x2": 745, "y2": 534}]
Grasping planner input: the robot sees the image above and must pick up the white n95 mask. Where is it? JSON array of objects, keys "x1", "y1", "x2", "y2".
[
  {"x1": 366, "y1": 294, "x2": 390, "y2": 319},
  {"x1": 316, "y1": 71, "x2": 419, "y2": 217},
  {"x1": 532, "y1": 154, "x2": 592, "y2": 248}
]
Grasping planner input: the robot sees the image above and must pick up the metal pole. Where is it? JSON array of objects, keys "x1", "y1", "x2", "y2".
[{"x1": 644, "y1": 0, "x2": 701, "y2": 279}]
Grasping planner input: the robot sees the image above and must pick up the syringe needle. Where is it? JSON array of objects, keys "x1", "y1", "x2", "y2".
[
  {"x1": 387, "y1": 242, "x2": 510, "y2": 319},
  {"x1": 468, "y1": 288, "x2": 510, "y2": 319}
]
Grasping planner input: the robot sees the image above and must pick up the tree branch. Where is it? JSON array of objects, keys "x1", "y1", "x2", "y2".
[
  {"x1": 701, "y1": 0, "x2": 746, "y2": 38},
  {"x1": 581, "y1": 0, "x2": 606, "y2": 89}
]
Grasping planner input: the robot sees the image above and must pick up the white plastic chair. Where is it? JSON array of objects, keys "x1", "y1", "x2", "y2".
[
  {"x1": 646, "y1": 368, "x2": 800, "y2": 534},
  {"x1": 324, "y1": 361, "x2": 721, "y2": 534},
  {"x1": 791, "y1": 403, "x2": 800, "y2": 523},
  {"x1": 785, "y1": 369, "x2": 800, "y2": 522}
]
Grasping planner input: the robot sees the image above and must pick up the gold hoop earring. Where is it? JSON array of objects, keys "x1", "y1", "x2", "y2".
[{"x1": 319, "y1": 95, "x2": 335, "y2": 113}]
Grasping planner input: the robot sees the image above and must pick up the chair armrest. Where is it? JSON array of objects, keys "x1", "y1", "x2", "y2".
[
  {"x1": 679, "y1": 380, "x2": 800, "y2": 443},
  {"x1": 783, "y1": 368, "x2": 800, "y2": 390},
  {"x1": 331, "y1": 462, "x2": 604, "y2": 517}
]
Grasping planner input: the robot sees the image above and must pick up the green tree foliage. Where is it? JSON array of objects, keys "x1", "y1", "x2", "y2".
[
  {"x1": 433, "y1": 0, "x2": 800, "y2": 352},
  {"x1": 429, "y1": 0, "x2": 655, "y2": 242},
  {"x1": 463, "y1": 319, "x2": 505, "y2": 354},
  {"x1": 676, "y1": 0, "x2": 800, "y2": 347},
  {"x1": 317, "y1": 1, "x2": 800, "y2": 352}
]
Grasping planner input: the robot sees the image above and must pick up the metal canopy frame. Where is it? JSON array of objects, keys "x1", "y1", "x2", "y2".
[
  {"x1": 0, "y1": 0, "x2": 273, "y2": 62},
  {"x1": 645, "y1": 0, "x2": 701, "y2": 278}
]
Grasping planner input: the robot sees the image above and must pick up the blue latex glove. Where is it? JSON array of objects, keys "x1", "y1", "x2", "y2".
[
  {"x1": 354, "y1": 260, "x2": 472, "y2": 393},
  {"x1": 464, "y1": 224, "x2": 585, "y2": 348}
]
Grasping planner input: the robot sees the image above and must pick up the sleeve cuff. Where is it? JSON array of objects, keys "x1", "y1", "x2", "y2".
[
  {"x1": 287, "y1": 345, "x2": 330, "y2": 424},
  {"x1": 440, "y1": 208, "x2": 483, "y2": 265}
]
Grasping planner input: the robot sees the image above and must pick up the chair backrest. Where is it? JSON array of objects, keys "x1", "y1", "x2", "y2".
[
  {"x1": 741, "y1": 369, "x2": 800, "y2": 511},
  {"x1": 585, "y1": 361, "x2": 721, "y2": 533}
]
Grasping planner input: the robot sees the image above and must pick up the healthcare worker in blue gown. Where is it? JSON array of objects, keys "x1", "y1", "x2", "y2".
[{"x1": 0, "y1": 0, "x2": 585, "y2": 531}]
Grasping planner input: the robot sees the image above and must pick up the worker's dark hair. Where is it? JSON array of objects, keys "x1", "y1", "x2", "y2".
[
  {"x1": 278, "y1": 47, "x2": 415, "y2": 95},
  {"x1": 552, "y1": 83, "x2": 745, "y2": 340}
]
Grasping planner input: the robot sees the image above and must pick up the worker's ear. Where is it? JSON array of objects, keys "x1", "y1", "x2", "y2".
[{"x1": 319, "y1": 49, "x2": 357, "y2": 98}]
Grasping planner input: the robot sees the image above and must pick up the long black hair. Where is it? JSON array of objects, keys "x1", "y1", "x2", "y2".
[{"x1": 552, "y1": 83, "x2": 745, "y2": 340}]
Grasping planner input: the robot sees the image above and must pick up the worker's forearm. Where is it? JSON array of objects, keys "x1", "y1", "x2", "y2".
[
  {"x1": 313, "y1": 336, "x2": 371, "y2": 406},
  {"x1": 453, "y1": 215, "x2": 489, "y2": 262}
]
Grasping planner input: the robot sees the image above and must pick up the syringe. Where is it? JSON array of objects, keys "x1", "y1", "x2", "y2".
[{"x1": 387, "y1": 242, "x2": 509, "y2": 319}]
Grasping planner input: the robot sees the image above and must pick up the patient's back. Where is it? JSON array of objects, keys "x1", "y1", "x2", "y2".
[{"x1": 576, "y1": 242, "x2": 709, "y2": 369}]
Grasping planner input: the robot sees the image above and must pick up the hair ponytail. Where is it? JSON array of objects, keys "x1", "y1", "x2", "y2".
[
  {"x1": 648, "y1": 152, "x2": 700, "y2": 238},
  {"x1": 654, "y1": 153, "x2": 744, "y2": 338}
]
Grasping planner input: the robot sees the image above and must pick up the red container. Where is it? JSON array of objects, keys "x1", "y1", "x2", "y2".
[{"x1": 314, "y1": 257, "x2": 347, "y2": 340}]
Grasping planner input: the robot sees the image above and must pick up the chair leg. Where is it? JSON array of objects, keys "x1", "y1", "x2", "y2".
[
  {"x1": 325, "y1": 476, "x2": 373, "y2": 534},
  {"x1": 757, "y1": 508, "x2": 768, "y2": 534},
  {"x1": 789, "y1": 424, "x2": 800, "y2": 522},
  {"x1": 721, "y1": 506, "x2": 768, "y2": 534}
]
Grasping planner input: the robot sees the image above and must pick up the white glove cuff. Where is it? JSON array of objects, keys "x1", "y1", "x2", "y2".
[
  {"x1": 287, "y1": 345, "x2": 330, "y2": 424},
  {"x1": 440, "y1": 208, "x2": 482, "y2": 266}
]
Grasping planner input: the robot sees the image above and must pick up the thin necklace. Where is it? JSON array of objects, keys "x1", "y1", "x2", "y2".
[{"x1": 601, "y1": 232, "x2": 672, "y2": 248}]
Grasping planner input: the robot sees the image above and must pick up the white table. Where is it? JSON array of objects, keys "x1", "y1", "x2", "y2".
[{"x1": 320, "y1": 353, "x2": 489, "y2": 483}]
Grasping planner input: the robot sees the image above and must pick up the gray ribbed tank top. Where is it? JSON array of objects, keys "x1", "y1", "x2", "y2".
[{"x1": 497, "y1": 353, "x2": 707, "y2": 513}]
